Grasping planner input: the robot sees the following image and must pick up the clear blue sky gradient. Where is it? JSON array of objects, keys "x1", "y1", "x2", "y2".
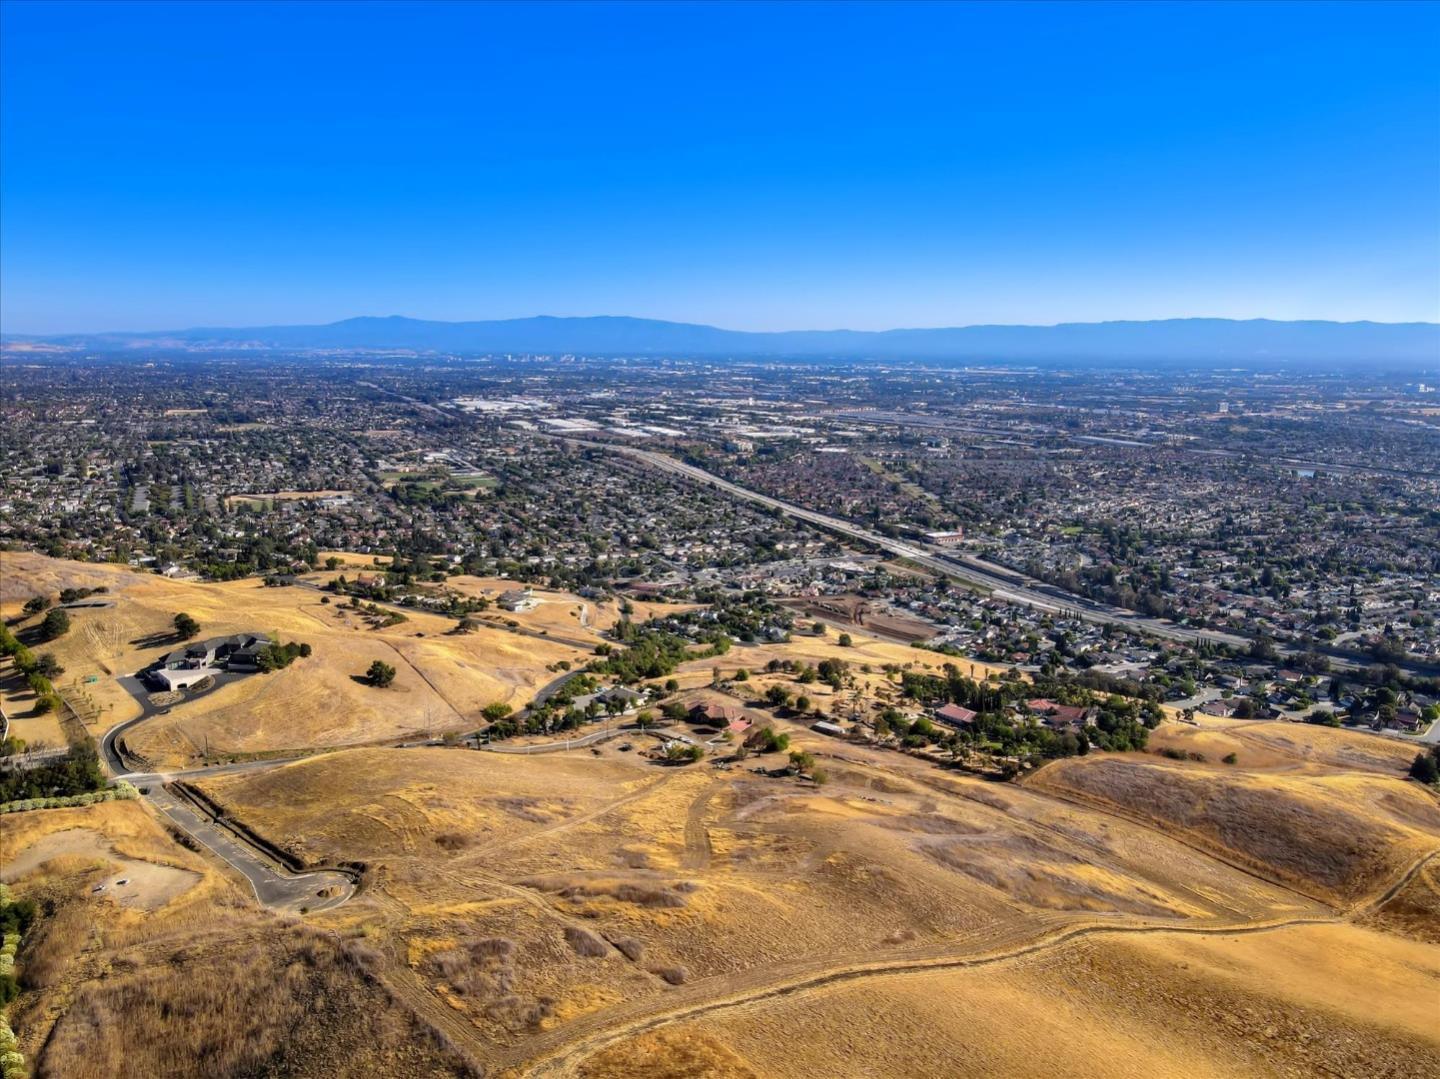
[{"x1": 2, "y1": 0, "x2": 1437, "y2": 333}]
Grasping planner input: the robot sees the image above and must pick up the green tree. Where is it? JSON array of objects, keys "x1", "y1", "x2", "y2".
[
  {"x1": 752, "y1": 727, "x2": 790, "y2": 754},
  {"x1": 766, "y1": 685, "x2": 792, "y2": 708},
  {"x1": 1410, "y1": 749, "x2": 1440, "y2": 787},
  {"x1": 482, "y1": 701, "x2": 513, "y2": 723},
  {"x1": 173, "y1": 612, "x2": 201, "y2": 639},
  {"x1": 366, "y1": 660, "x2": 396, "y2": 688},
  {"x1": 39, "y1": 608, "x2": 70, "y2": 641},
  {"x1": 837, "y1": 633, "x2": 853, "y2": 647},
  {"x1": 23, "y1": 595, "x2": 51, "y2": 617}
]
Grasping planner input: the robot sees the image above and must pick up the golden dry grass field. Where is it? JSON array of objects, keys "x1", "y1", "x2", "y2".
[
  {"x1": 3, "y1": 553, "x2": 1439, "y2": 1077},
  {"x1": 184, "y1": 714, "x2": 1439, "y2": 1077},
  {"x1": 0, "y1": 551, "x2": 594, "y2": 766},
  {"x1": 0, "y1": 801, "x2": 479, "y2": 1077}
]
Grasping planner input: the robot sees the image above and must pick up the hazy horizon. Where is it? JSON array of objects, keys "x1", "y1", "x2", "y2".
[{"x1": 9, "y1": 311, "x2": 1440, "y2": 341}]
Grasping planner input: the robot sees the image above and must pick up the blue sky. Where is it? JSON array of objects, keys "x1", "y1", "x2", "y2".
[{"x1": 2, "y1": 0, "x2": 1437, "y2": 333}]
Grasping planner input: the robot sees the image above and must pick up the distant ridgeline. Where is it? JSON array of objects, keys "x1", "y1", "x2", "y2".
[{"x1": 5, "y1": 316, "x2": 1438, "y2": 368}]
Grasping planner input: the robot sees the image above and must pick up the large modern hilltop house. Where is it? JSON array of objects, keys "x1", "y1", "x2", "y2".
[{"x1": 141, "y1": 633, "x2": 273, "y2": 692}]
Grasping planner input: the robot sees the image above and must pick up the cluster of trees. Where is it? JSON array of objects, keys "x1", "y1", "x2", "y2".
[
  {"x1": 667, "y1": 591, "x2": 793, "y2": 645},
  {"x1": 37, "y1": 608, "x2": 69, "y2": 642},
  {"x1": 592, "y1": 625, "x2": 694, "y2": 683},
  {"x1": 327, "y1": 574, "x2": 396, "y2": 602},
  {"x1": 0, "y1": 743, "x2": 106, "y2": 803},
  {"x1": 389, "y1": 479, "x2": 467, "y2": 507},
  {"x1": 258, "y1": 640, "x2": 311, "y2": 672},
  {"x1": 1, "y1": 887, "x2": 39, "y2": 1007},
  {"x1": 767, "y1": 656, "x2": 849, "y2": 692},
  {"x1": 0, "y1": 624, "x2": 63, "y2": 717},
  {"x1": 748, "y1": 726, "x2": 790, "y2": 754},
  {"x1": 1026, "y1": 558, "x2": 1179, "y2": 622},
  {"x1": 0, "y1": 781, "x2": 138, "y2": 815},
  {"x1": 58, "y1": 586, "x2": 106, "y2": 604},
  {"x1": 891, "y1": 663, "x2": 1159, "y2": 765}
]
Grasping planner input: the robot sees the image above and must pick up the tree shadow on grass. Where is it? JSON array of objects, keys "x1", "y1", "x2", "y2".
[{"x1": 130, "y1": 631, "x2": 185, "y2": 650}]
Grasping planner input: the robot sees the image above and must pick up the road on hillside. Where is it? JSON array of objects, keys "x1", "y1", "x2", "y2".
[
  {"x1": 147, "y1": 781, "x2": 353, "y2": 912},
  {"x1": 99, "y1": 714, "x2": 354, "y2": 912}
]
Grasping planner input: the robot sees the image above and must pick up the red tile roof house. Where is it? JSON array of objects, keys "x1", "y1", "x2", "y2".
[
  {"x1": 1025, "y1": 699, "x2": 1097, "y2": 729},
  {"x1": 934, "y1": 703, "x2": 978, "y2": 729},
  {"x1": 689, "y1": 702, "x2": 747, "y2": 726}
]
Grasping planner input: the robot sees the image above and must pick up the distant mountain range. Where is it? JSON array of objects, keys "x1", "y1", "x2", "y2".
[{"x1": 6, "y1": 315, "x2": 1438, "y2": 366}]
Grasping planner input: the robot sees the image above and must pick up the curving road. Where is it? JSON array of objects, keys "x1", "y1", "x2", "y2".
[{"x1": 99, "y1": 712, "x2": 354, "y2": 913}]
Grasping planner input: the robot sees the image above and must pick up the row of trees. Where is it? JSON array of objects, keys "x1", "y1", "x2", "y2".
[
  {"x1": 0, "y1": 743, "x2": 106, "y2": 804},
  {"x1": 0, "y1": 624, "x2": 64, "y2": 720}
]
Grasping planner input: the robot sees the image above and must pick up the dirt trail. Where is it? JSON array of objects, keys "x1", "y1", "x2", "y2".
[
  {"x1": 682, "y1": 784, "x2": 714, "y2": 871},
  {"x1": 506, "y1": 911, "x2": 1349, "y2": 1077},
  {"x1": 486, "y1": 757, "x2": 1439, "y2": 1078},
  {"x1": 451, "y1": 772, "x2": 676, "y2": 869}
]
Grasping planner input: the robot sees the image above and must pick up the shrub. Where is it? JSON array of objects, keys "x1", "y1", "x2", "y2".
[
  {"x1": 608, "y1": 936, "x2": 645, "y2": 962},
  {"x1": 563, "y1": 927, "x2": 608, "y2": 958},
  {"x1": 257, "y1": 641, "x2": 308, "y2": 672},
  {"x1": 365, "y1": 661, "x2": 396, "y2": 688}
]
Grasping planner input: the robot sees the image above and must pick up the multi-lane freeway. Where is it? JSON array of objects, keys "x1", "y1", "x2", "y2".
[
  {"x1": 560, "y1": 437, "x2": 1250, "y2": 649},
  {"x1": 559, "y1": 438, "x2": 1440, "y2": 679}
]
